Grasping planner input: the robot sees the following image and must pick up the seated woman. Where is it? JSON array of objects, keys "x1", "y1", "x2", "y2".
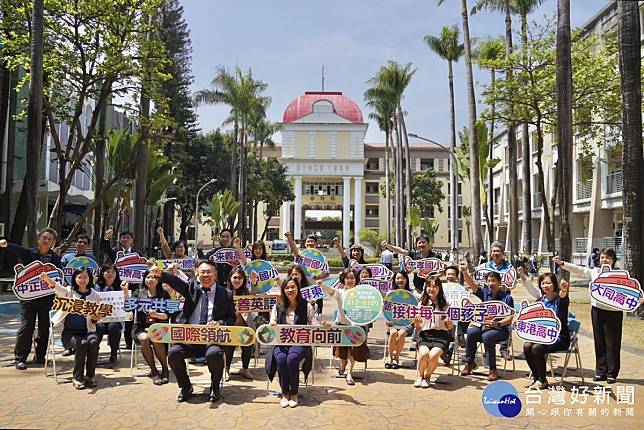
[
  {"x1": 414, "y1": 275, "x2": 453, "y2": 387},
  {"x1": 519, "y1": 270, "x2": 570, "y2": 389},
  {"x1": 132, "y1": 270, "x2": 172, "y2": 385},
  {"x1": 385, "y1": 270, "x2": 414, "y2": 369},
  {"x1": 40, "y1": 268, "x2": 102, "y2": 390},
  {"x1": 318, "y1": 269, "x2": 369, "y2": 385},
  {"x1": 265, "y1": 277, "x2": 330, "y2": 408},
  {"x1": 224, "y1": 267, "x2": 254, "y2": 381},
  {"x1": 461, "y1": 268, "x2": 515, "y2": 381},
  {"x1": 94, "y1": 264, "x2": 127, "y2": 368}
]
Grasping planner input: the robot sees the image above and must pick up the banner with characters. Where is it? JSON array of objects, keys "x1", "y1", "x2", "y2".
[
  {"x1": 256, "y1": 324, "x2": 366, "y2": 346},
  {"x1": 114, "y1": 252, "x2": 148, "y2": 283},
  {"x1": 294, "y1": 248, "x2": 329, "y2": 278},
  {"x1": 515, "y1": 301, "x2": 562, "y2": 345},
  {"x1": 400, "y1": 256, "x2": 447, "y2": 278},
  {"x1": 13, "y1": 261, "x2": 63, "y2": 300},
  {"x1": 589, "y1": 267, "x2": 643, "y2": 312},
  {"x1": 63, "y1": 256, "x2": 99, "y2": 284},
  {"x1": 348, "y1": 259, "x2": 393, "y2": 280},
  {"x1": 147, "y1": 323, "x2": 256, "y2": 346},
  {"x1": 244, "y1": 259, "x2": 280, "y2": 294},
  {"x1": 52, "y1": 296, "x2": 114, "y2": 318}
]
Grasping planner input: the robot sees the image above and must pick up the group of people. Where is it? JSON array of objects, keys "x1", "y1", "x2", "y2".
[{"x1": 0, "y1": 226, "x2": 634, "y2": 407}]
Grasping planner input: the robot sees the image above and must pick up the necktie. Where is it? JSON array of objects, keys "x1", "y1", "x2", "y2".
[{"x1": 199, "y1": 289, "x2": 210, "y2": 325}]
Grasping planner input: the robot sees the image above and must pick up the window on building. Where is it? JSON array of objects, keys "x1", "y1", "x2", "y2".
[
  {"x1": 366, "y1": 206, "x2": 379, "y2": 218},
  {"x1": 366, "y1": 182, "x2": 379, "y2": 194},
  {"x1": 366, "y1": 158, "x2": 379, "y2": 170},
  {"x1": 420, "y1": 158, "x2": 434, "y2": 171},
  {"x1": 447, "y1": 182, "x2": 463, "y2": 196}
]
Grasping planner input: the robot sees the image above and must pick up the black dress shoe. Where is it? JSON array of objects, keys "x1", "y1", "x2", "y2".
[
  {"x1": 15, "y1": 362, "x2": 27, "y2": 370},
  {"x1": 209, "y1": 387, "x2": 221, "y2": 403},
  {"x1": 607, "y1": 377, "x2": 617, "y2": 384},
  {"x1": 61, "y1": 349, "x2": 74, "y2": 357},
  {"x1": 33, "y1": 356, "x2": 46, "y2": 365},
  {"x1": 177, "y1": 385, "x2": 193, "y2": 402},
  {"x1": 593, "y1": 375, "x2": 607, "y2": 382}
]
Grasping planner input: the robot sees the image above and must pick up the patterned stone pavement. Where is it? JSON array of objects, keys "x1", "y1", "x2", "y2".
[{"x1": 0, "y1": 283, "x2": 642, "y2": 430}]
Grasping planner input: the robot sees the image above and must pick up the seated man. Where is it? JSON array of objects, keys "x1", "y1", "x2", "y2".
[
  {"x1": 460, "y1": 268, "x2": 514, "y2": 381},
  {"x1": 149, "y1": 260, "x2": 235, "y2": 403}
]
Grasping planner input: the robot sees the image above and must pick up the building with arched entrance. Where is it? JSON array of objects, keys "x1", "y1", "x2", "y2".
[{"x1": 258, "y1": 90, "x2": 473, "y2": 253}]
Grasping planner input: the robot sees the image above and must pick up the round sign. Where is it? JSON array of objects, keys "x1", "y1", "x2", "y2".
[
  {"x1": 383, "y1": 289, "x2": 418, "y2": 326},
  {"x1": 297, "y1": 248, "x2": 329, "y2": 278},
  {"x1": 343, "y1": 285, "x2": 384, "y2": 325},
  {"x1": 243, "y1": 259, "x2": 279, "y2": 294},
  {"x1": 64, "y1": 256, "x2": 99, "y2": 285}
]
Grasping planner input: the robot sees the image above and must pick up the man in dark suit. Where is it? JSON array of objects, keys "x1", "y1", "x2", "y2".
[
  {"x1": 0, "y1": 228, "x2": 62, "y2": 370},
  {"x1": 150, "y1": 260, "x2": 236, "y2": 403}
]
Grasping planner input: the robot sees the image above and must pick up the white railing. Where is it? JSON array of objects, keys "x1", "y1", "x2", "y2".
[
  {"x1": 606, "y1": 171, "x2": 623, "y2": 194},
  {"x1": 576, "y1": 180, "x2": 592, "y2": 200}
]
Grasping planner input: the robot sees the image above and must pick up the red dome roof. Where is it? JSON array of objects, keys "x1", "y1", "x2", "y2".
[{"x1": 283, "y1": 92, "x2": 364, "y2": 124}]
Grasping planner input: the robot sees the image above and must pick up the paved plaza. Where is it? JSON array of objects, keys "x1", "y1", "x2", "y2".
[{"x1": 0, "y1": 281, "x2": 642, "y2": 430}]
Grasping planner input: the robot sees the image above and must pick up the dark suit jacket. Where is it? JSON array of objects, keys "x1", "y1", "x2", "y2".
[
  {"x1": 6, "y1": 243, "x2": 63, "y2": 269},
  {"x1": 159, "y1": 272, "x2": 236, "y2": 326},
  {"x1": 100, "y1": 239, "x2": 141, "y2": 264}
]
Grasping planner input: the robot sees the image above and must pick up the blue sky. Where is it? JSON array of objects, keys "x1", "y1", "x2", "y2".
[{"x1": 181, "y1": 0, "x2": 610, "y2": 144}]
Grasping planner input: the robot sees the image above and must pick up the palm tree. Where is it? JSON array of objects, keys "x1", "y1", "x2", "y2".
[
  {"x1": 424, "y1": 25, "x2": 465, "y2": 252},
  {"x1": 473, "y1": 37, "x2": 504, "y2": 246},
  {"x1": 366, "y1": 62, "x2": 415, "y2": 248},
  {"x1": 556, "y1": 0, "x2": 573, "y2": 277},
  {"x1": 364, "y1": 91, "x2": 396, "y2": 243},
  {"x1": 194, "y1": 66, "x2": 269, "y2": 242},
  {"x1": 617, "y1": 0, "x2": 643, "y2": 315},
  {"x1": 438, "y1": 0, "x2": 483, "y2": 255}
]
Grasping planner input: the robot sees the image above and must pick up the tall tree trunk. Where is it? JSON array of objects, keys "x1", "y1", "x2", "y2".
[
  {"x1": 401, "y1": 106, "x2": 412, "y2": 250},
  {"x1": 16, "y1": 0, "x2": 45, "y2": 246},
  {"x1": 534, "y1": 121, "x2": 555, "y2": 252},
  {"x1": 394, "y1": 122, "x2": 403, "y2": 246},
  {"x1": 384, "y1": 128, "x2": 391, "y2": 243},
  {"x1": 93, "y1": 98, "x2": 108, "y2": 256},
  {"x1": 556, "y1": 0, "x2": 573, "y2": 279},
  {"x1": 504, "y1": 0, "x2": 519, "y2": 259},
  {"x1": 448, "y1": 60, "x2": 459, "y2": 250},
  {"x1": 238, "y1": 131, "x2": 247, "y2": 241},
  {"x1": 231, "y1": 123, "x2": 238, "y2": 198},
  {"x1": 521, "y1": 14, "x2": 533, "y2": 254},
  {"x1": 487, "y1": 69, "x2": 496, "y2": 248},
  {"x1": 461, "y1": 0, "x2": 482, "y2": 255},
  {"x1": 617, "y1": 0, "x2": 643, "y2": 317},
  {"x1": 0, "y1": 58, "x2": 12, "y2": 229}
]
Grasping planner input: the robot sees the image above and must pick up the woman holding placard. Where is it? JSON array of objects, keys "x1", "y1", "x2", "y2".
[
  {"x1": 358, "y1": 266, "x2": 373, "y2": 283},
  {"x1": 40, "y1": 268, "x2": 102, "y2": 390},
  {"x1": 518, "y1": 271, "x2": 570, "y2": 389},
  {"x1": 553, "y1": 249, "x2": 623, "y2": 384},
  {"x1": 224, "y1": 267, "x2": 254, "y2": 381},
  {"x1": 94, "y1": 264, "x2": 126, "y2": 368},
  {"x1": 414, "y1": 276, "x2": 453, "y2": 387},
  {"x1": 318, "y1": 269, "x2": 369, "y2": 385},
  {"x1": 132, "y1": 270, "x2": 171, "y2": 385},
  {"x1": 267, "y1": 277, "x2": 326, "y2": 408},
  {"x1": 385, "y1": 270, "x2": 414, "y2": 369}
]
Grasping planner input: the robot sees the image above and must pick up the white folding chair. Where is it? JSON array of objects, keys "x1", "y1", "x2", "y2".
[
  {"x1": 44, "y1": 310, "x2": 72, "y2": 383},
  {"x1": 547, "y1": 319, "x2": 585, "y2": 386}
]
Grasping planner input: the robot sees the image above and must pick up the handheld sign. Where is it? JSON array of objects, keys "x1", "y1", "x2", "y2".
[
  {"x1": 63, "y1": 256, "x2": 99, "y2": 284},
  {"x1": 515, "y1": 302, "x2": 562, "y2": 345},
  {"x1": 147, "y1": 323, "x2": 256, "y2": 346},
  {"x1": 234, "y1": 294, "x2": 279, "y2": 313},
  {"x1": 256, "y1": 324, "x2": 366, "y2": 346},
  {"x1": 343, "y1": 285, "x2": 384, "y2": 325},
  {"x1": 590, "y1": 266, "x2": 643, "y2": 312},
  {"x1": 447, "y1": 299, "x2": 515, "y2": 323},
  {"x1": 52, "y1": 296, "x2": 114, "y2": 318},
  {"x1": 294, "y1": 248, "x2": 329, "y2": 278},
  {"x1": 209, "y1": 248, "x2": 242, "y2": 267},
  {"x1": 360, "y1": 278, "x2": 394, "y2": 297},
  {"x1": 97, "y1": 291, "x2": 132, "y2": 323},
  {"x1": 443, "y1": 282, "x2": 470, "y2": 308},
  {"x1": 348, "y1": 259, "x2": 393, "y2": 280},
  {"x1": 244, "y1": 259, "x2": 279, "y2": 294},
  {"x1": 123, "y1": 297, "x2": 182, "y2": 313},
  {"x1": 13, "y1": 261, "x2": 63, "y2": 300},
  {"x1": 383, "y1": 289, "x2": 418, "y2": 326},
  {"x1": 114, "y1": 251, "x2": 148, "y2": 283},
  {"x1": 473, "y1": 267, "x2": 517, "y2": 290},
  {"x1": 401, "y1": 256, "x2": 447, "y2": 278},
  {"x1": 153, "y1": 258, "x2": 196, "y2": 271},
  {"x1": 300, "y1": 284, "x2": 328, "y2": 302}
]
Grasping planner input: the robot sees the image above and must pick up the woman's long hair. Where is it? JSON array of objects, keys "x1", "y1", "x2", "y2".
[
  {"x1": 227, "y1": 266, "x2": 249, "y2": 296},
  {"x1": 251, "y1": 241, "x2": 267, "y2": 260},
  {"x1": 279, "y1": 276, "x2": 306, "y2": 311},
  {"x1": 419, "y1": 275, "x2": 448, "y2": 310},
  {"x1": 287, "y1": 265, "x2": 309, "y2": 288},
  {"x1": 537, "y1": 272, "x2": 559, "y2": 295},
  {"x1": 391, "y1": 270, "x2": 411, "y2": 291},
  {"x1": 71, "y1": 268, "x2": 95, "y2": 294},
  {"x1": 97, "y1": 263, "x2": 122, "y2": 289}
]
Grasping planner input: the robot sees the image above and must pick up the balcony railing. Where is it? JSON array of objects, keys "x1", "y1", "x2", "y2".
[
  {"x1": 603, "y1": 237, "x2": 623, "y2": 254},
  {"x1": 606, "y1": 171, "x2": 623, "y2": 194},
  {"x1": 575, "y1": 237, "x2": 588, "y2": 253},
  {"x1": 493, "y1": 202, "x2": 499, "y2": 216},
  {"x1": 576, "y1": 179, "x2": 592, "y2": 200}
]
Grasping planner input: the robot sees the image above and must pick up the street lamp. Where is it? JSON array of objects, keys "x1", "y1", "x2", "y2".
[
  {"x1": 408, "y1": 133, "x2": 459, "y2": 252},
  {"x1": 195, "y1": 178, "x2": 217, "y2": 245}
]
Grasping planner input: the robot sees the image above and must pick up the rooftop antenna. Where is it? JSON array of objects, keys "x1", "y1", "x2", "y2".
[{"x1": 322, "y1": 65, "x2": 325, "y2": 92}]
